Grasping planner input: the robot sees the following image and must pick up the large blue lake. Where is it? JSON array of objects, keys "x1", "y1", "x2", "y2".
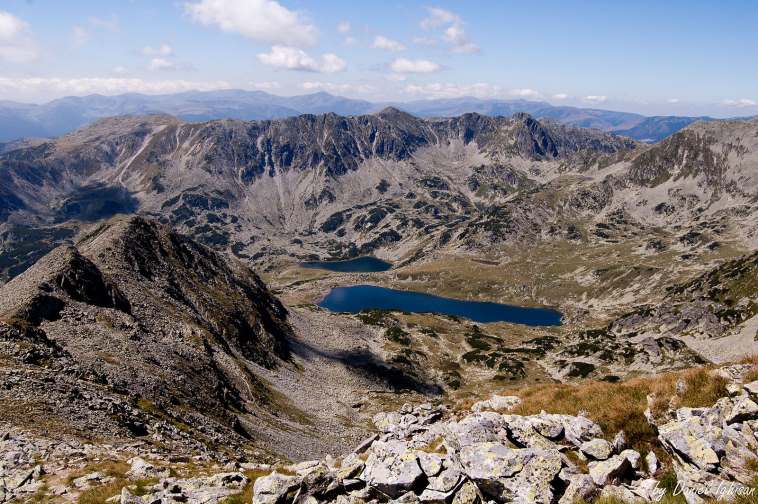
[
  {"x1": 301, "y1": 257, "x2": 392, "y2": 273},
  {"x1": 318, "y1": 285, "x2": 562, "y2": 326}
]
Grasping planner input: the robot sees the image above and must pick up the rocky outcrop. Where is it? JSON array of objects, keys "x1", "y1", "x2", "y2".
[
  {"x1": 0, "y1": 216, "x2": 296, "y2": 453},
  {"x1": 647, "y1": 366, "x2": 758, "y2": 503}
]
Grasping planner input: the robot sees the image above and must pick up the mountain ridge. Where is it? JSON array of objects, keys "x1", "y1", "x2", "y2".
[{"x1": 0, "y1": 89, "x2": 729, "y2": 143}]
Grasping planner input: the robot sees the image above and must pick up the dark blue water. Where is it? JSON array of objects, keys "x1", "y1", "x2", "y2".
[
  {"x1": 301, "y1": 257, "x2": 392, "y2": 273},
  {"x1": 318, "y1": 285, "x2": 562, "y2": 326}
]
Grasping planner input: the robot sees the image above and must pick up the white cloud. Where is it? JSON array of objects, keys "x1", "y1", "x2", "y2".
[
  {"x1": 584, "y1": 95, "x2": 608, "y2": 104},
  {"x1": 342, "y1": 36, "x2": 356, "y2": 46},
  {"x1": 301, "y1": 81, "x2": 375, "y2": 94},
  {"x1": 142, "y1": 44, "x2": 174, "y2": 56},
  {"x1": 420, "y1": 7, "x2": 478, "y2": 54},
  {"x1": 0, "y1": 10, "x2": 38, "y2": 63},
  {"x1": 148, "y1": 57, "x2": 177, "y2": 71},
  {"x1": 0, "y1": 10, "x2": 26, "y2": 41},
  {"x1": 723, "y1": 98, "x2": 757, "y2": 108},
  {"x1": 443, "y1": 23, "x2": 478, "y2": 54},
  {"x1": 420, "y1": 7, "x2": 458, "y2": 29},
  {"x1": 552, "y1": 93, "x2": 569, "y2": 100},
  {"x1": 257, "y1": 45, "x2": 346, "y2": 73},
  {"x1": 249, "y1": 81, "x2": 280, "y2": 90},
  {"x1": 112, "y1": 66, "x2": 128, "y2": 75},
  {"x1": 509, "y1": 88, "x2": 541, "y2": 99},
  {"x1": 667, "y1": 98, "x2": 680, "y2": 104},
  {"x1": 403, "y1": 82, "x2": 503, "y2": 99},
  {"x1": 390, "y1": 58, "x2": 441, "y2": 74},
  {"x1": 0, "y1": 77, "x2": 231, "y2": 99},
  {"x1": 186, "y1": 0, "x2": 318, "y2": 47},
  {"x1": 337, "y1": 21, "x2": 351, "y2": 33},
  {"x1": 371, "y1": 35, "x2": 405, "y2": 52}
]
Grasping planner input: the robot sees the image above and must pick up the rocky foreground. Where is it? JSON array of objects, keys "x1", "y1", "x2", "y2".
[{"x1": 1, "y1": 364, "x2": 756, "y2": 503}]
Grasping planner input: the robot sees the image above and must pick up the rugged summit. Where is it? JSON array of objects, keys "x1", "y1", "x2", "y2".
[{"x1": 0, "y1": 216, "x2": 293, "y2": 449}]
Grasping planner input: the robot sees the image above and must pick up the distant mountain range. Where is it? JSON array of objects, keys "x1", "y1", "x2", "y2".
[{"x1": 0, "y1": 89, "x2": 728, "y2": 143}]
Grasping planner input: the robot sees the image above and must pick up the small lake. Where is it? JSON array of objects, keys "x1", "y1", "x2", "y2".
[
  {"x1": 301, "y1": 257, "x2": 392, "y2": 273},
  {"x1": 318, "y1": 285, "x2": 562, "y2": 326}
]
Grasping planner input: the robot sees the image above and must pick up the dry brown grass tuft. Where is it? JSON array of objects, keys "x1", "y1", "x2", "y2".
[{"x1": 508, "y1": 365, "x2": 742, "y2": 453}]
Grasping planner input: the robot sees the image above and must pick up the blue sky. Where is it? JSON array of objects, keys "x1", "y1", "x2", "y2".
[{"x1": 0, "y1": 0, "x2": 756, "y2": 116}]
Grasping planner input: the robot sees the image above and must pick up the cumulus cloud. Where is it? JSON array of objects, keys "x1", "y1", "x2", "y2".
[
  {"x1": 403, "y1": 82, "x2": 503, "y2": 99},
  {"x1": 0, "y1": 10, "x2": 38, "y2": 63},
  {"x1": 371, "y1": 35, "x2": 405, "y2": 52},
  {"x1": 667, "y1": 98, "x2": 680, "y2": 104},
  {"x1": 142, "y1": 44, "x2": 174, "y2": 56},
  {"x1": 186, "y1": 0, "x2": 318, "y2": 47},
  {"x1": 0, "y1": 77, "x2": 231, "y2": 100},
  {"x1": 584, "y1": 95, "x2": 608, "y2": 104},
  {"x1": 301, "y1": 81, "x2": 375, "y2": 94},
  {"x1": 337, "y1": 21, "x2": 351, "y2": 33},
  {"x1": 420, "y1": 7, "x2": 458, "y2": 29},
  {"x1": 552, "y1": 93, "x2": 569, "y2": 100},
  {"x1": 723, "y1": 98, "x2": 757, "y2": 107},
  {"x1": 390, "y1": 58, "x2": 441, "y2": 74},
  {"x1": 148, "y1": 58, "x2": 177, "y2": 71},
  {"x1": 420, "y1": 7, "x2": 478, "y2": 54},
  {"x1": 509, "y1": 88, "x2": 541, "y2": 99},
  {"x1": 257, "y1": 45, "x2": 346, "y2": 73},
  {"x1": 112, "y1": 66, "x2": 128, "y2": 75},
  {"x1": 249, "y1": 81, "x2": 281, "y2": 90}
]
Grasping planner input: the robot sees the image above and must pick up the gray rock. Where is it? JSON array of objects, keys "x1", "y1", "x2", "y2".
[
  {"x1": 353, "y1": 434, "x2": 379, "y2": 454},
  {"x1": 451, "y1": 480, "x2": 481, "y2": 504},
  {"x1": 588, "y1": 455, "x2": 633, "y2": 486},
  {"x1": 418, "y1": 453, "x2": 443, "y2": 477},
  {"x1": 120, "y1": 487, "x2": 146, "y2": 504},
  {"x1": 471, "y1": 395, "x2": 521, "y2": 413},
  {"x1": 459, "y1": 443, "x2": 561, "y2": 503},
  {"x1": 558, "y1": 473, "x2": 596, "y2": 504},
  {"x1": 657, "y1": 418, "x2": 720, "y2": 471},
  {"x1": 126, "y1": 457, "x2": 170, "y2": 480},
  {"x1": 252, "y1": 472, "x2": 301, "y2": 504},
  {"x1": 726, "y1": 396, "x2": 758, "y2": 424},
  {"x1": 579, "y1": 439, "x2": 612, "y2": 460},
  {"x1": 360, "y1": 440, "x2": 424, "y2": 498},
  {"x1": 611, "y1": 431, "x2": 627, "y2": 453},
  {"x1": 599, "y1": 484, "x2": 641, "y2": 503},
  {"x1": 645, "y1": 451, "x2": 658, "y2": 475},
  {"x1": 744, "y1": 381, "x2": 758, "y2": 397},
  {"x1": 426, "y1": 466, "x2": 462, "y2": 493}
]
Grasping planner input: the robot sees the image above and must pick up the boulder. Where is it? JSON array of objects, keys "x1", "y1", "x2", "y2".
[
  {"x1": 657, "y1": 418, "x2": 721, "y2": 471},
  {"x1": 471, "y1": 395, "x2": 521, "y2": 413},
  {"x1": 120, "y1": 487, "x2": 146, "y2": 504},
  {"x1": 252, "y1": 472, "x2": 301, "y2": 504},
  {"x1": 459, "y1": 443, "x2": 561, "y2": 503},
  {"x1": 645, "y1": 451, "x2": 658, "y2": 475},
  {"x1": 426, "y1": 466, "x2": 462, "y2": 493},
  {"x1": 744, "y1": 381, "x2": 758, "y2": 397},
  {"x1": 579, "y1": 439, "x2": 612, "y2": 460},
  {"x1": 557, "y1": 473, "x2": 596, "y2": 504},
  {"x1": 588, "y1": 455, "x2": 633, "y2": 486},
  {"x1": 126, "y1": 457, "x2": 170, "y2": 480},
  {"x1": 418, "y1": 453, "x2": 443, "y2": 477},
  {"x1": 726, "y1": 396, "x2": 758, "y2": 424},
  {"x1": 445, "y1": 413, "x2": 509, "y2": 449},
  {"x1": 451, "y1": 480, "x2": 481, "y2": 504},
  {"x1": 359, "y1": 440, "x2": 424, "y2": 498}
]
